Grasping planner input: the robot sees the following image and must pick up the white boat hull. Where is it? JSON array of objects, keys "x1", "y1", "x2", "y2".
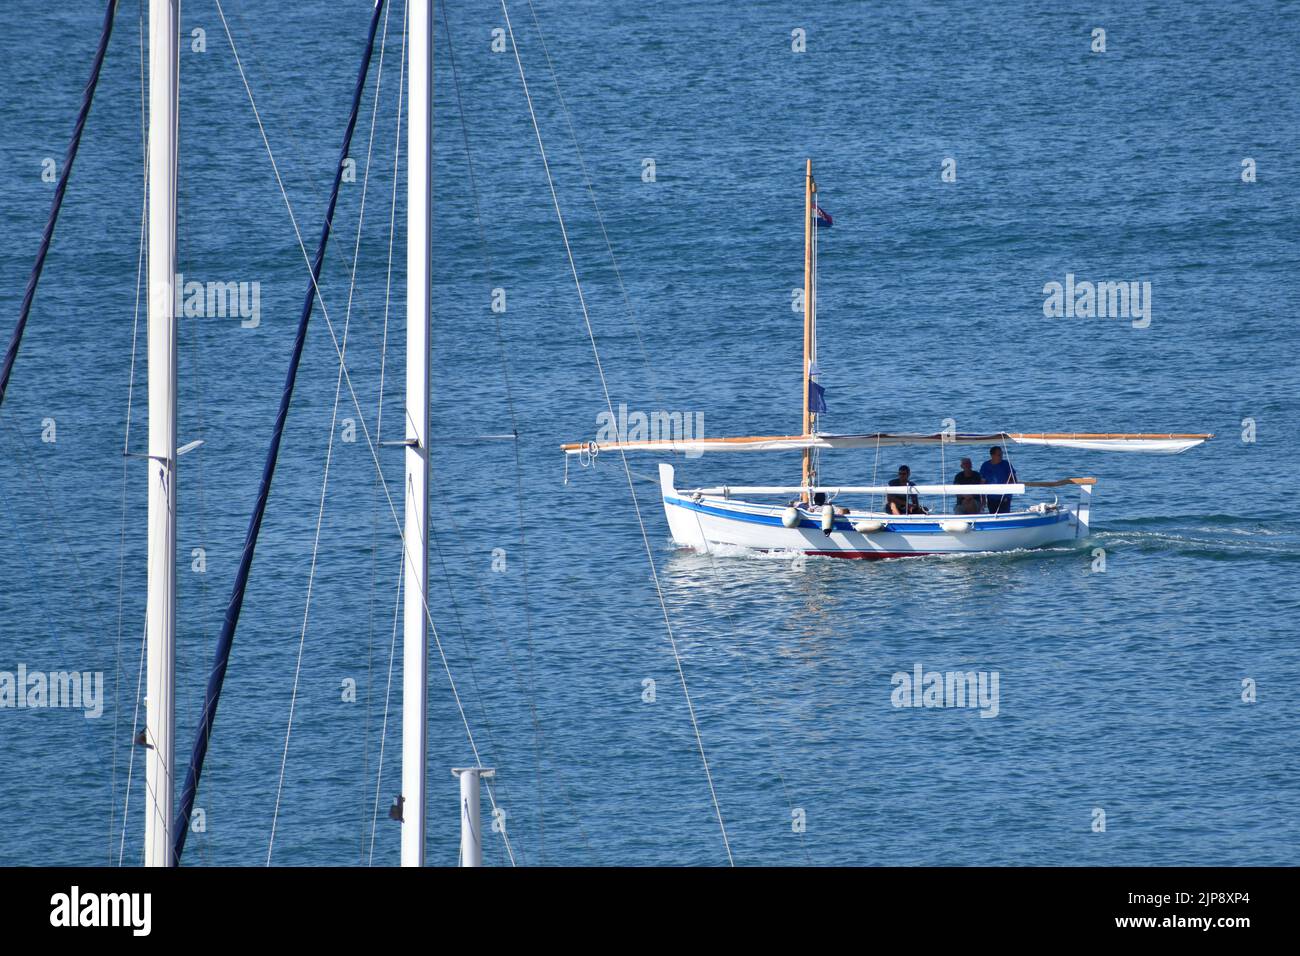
[{"x1": 658, "y1": 465, "x2": 1088, "y2": 559}]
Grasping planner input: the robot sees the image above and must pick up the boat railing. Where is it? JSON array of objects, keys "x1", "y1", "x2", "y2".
[{"x1": 682, "y1": 478, "x2": 1096, "y2": 499}]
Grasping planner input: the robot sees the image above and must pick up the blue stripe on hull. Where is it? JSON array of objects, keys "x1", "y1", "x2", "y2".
[{"x1": 663, "y1": 495, "x2": 1071, "y2": 534}]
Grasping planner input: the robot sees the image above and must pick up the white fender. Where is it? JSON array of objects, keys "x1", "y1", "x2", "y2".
[
  {"x1": 820, "y1": 504, "x2": 834, "y2": 534},
  {"x1": 940, "y1": 519, "x2": 973, "y2": 533},
  {"x1": 781, "y1": 506, "x2": 800, "y2": 528},
  {"x1": 853, "y1": 519, "x2": 888, "y2": 533}
]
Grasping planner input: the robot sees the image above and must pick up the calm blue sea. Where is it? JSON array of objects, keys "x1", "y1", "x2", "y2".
[{"x1": 1, "y1": 0, "x2": 1297, "y2": 867}]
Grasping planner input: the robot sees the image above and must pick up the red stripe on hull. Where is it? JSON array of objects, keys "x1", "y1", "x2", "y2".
[
  {"x1": 803, "y1": 550, "x2": 937, "y2": 560},
  {"x1": 668, "y1": 544, "x2": 954, "y2": 561}
]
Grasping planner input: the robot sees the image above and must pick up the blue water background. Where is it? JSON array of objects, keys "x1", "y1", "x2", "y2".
[{"x1": 0, "y1": 0, "x2": 1297, "y2": 865}]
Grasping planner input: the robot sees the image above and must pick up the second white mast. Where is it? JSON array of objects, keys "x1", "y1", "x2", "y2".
[
  {"x1": 401, "y1": 0, "x2": 432, "y2": 868},
  {"x1": 144, "y1": 0, "x2": 178, "y2": 869}
]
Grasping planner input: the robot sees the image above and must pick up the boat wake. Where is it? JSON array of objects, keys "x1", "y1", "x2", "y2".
[
  {"x1": 1093, "y1": 528, "x2": 1300, "y2": 562},
  {"x1": 1104, "y1": 513, "x2": 1290, "y2": 534}
]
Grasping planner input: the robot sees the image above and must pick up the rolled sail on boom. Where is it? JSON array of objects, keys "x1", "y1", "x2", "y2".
[{"x1": 560, "y1": 431, "x2": 1213, "y2": 456}]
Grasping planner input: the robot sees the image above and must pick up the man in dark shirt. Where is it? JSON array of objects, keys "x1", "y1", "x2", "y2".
[
  {"x1": 979, "y1": 446, "x2": 1018, "y2": 514},
  {"x1": 953, "y1": 457, "x2": 983, "y2": 514},
  {"x1": 886, "y1": 465, "x2": 926, "y2": 515}
]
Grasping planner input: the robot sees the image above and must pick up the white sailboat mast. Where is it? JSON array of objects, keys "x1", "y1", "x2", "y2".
[
  {"x1": 144, "y1": 0, "x2": 178, "y2": 868},
  {"x1": 452, "y1": 767, "x2": 493, "y2": 867},
  {"x1": 401, "y1": 0, "x2": 432, "y2": 868}
]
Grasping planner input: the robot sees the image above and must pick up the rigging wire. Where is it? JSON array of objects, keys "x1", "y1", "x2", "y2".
[
  {"x1": 0, "y1": 0, "x2": 119, "y2": 409},
  {"x1": 510, "y1": 7, "x2": 810, "y2": 858},
  {"x1": 223, "y1": 0, "x2": 389, "y2": 341},
  {"x1": 0, "y1": 0, "x2": 138, "y2": 867},
  {"x1": 192, "y1": 0, "x2": 517, "y2": 865},
  {"x1": 414, "y1": 476, "x2": 530, "y2": 866},
  {"x1": 366, "y1": 551, "x2": 404, "y2": 865},
  {"x1": 174, "y1": 2, "x2": 217, "y2": 863},
  {"x1": 327, "y1": 2, "x2": 544, "y2": 861},
  {"x1": 519, "y1": 0, "x2": 665, "y2": 409},
  {"x1": 265, "y1": 0, "x2": 394, "y2": 866},
  {"x1": 362, "y1": 0, "x2": 407, "y2": 866},
  {"x1": 137, "y1": 464, "x2": 183, "y2": 859},
  {"x1": 172, "y1": 0, "x2": 387, "y2": 864},
  {"x1": 439, "y1": 0, "x2": 561, "y2": 862},
  {"x1": 118, "y1": 0, "x2": 190, "y2": 865},
  {"x1": 426, "y1": 460, "x2": 598, "y2": 859},
  {"x1": 498, "y1": 0, "x2": 734, "y2": 865},
  {"x1": 111, "y1": 0, "x2": 149, "y2": 865}
]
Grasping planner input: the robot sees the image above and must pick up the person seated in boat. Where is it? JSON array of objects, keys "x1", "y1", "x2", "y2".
[
  {"x1": 810, "y1": 490, "x2": 849, "y2": 516},
  {"x1": 886, "y1": 465, "x2": 927, "y2": 515},
  {"x1": 979, "y1": 446, "x2": 1018, "y2": 514},
  {"x1": 953, "y1": 457, "x2": 983, "y2": 514}
]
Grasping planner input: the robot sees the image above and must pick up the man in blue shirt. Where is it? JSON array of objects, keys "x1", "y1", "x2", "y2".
[{"x1": 979, "y1": 445, "x2": 1017, "y2": 514}]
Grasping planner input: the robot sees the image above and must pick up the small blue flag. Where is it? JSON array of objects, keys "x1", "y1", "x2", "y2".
[
  {"x1": 809, "y1": 379, "x2": 827, "y2": 414},
  {"x1": 814, "y1": 204, "x2": 833, "y2": 228}
]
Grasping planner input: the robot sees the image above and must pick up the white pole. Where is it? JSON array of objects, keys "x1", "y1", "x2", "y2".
[
  {"x1": 401, "y1": 0, "x2": 432, "y2": 868},
  {"x1": 144, "y1": 0, "x2": 178, "y2": 868},
  {"x1": 452, "y1": 768, "x2": 494, "y2": 867}
]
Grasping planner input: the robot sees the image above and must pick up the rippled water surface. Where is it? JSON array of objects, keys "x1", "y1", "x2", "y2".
[{"x1": 1, "y1": 1, "x2": 1297, "y2": 866}]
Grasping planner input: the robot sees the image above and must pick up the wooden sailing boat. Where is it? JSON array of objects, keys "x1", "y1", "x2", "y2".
[{"x1": 563, "y1": 159, "x2": 1212, "y2": 559}]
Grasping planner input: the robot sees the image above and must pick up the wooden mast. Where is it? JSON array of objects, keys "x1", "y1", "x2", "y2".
[{"x1": 800, "y1": 158, "x2": 814, "y2": 500}]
